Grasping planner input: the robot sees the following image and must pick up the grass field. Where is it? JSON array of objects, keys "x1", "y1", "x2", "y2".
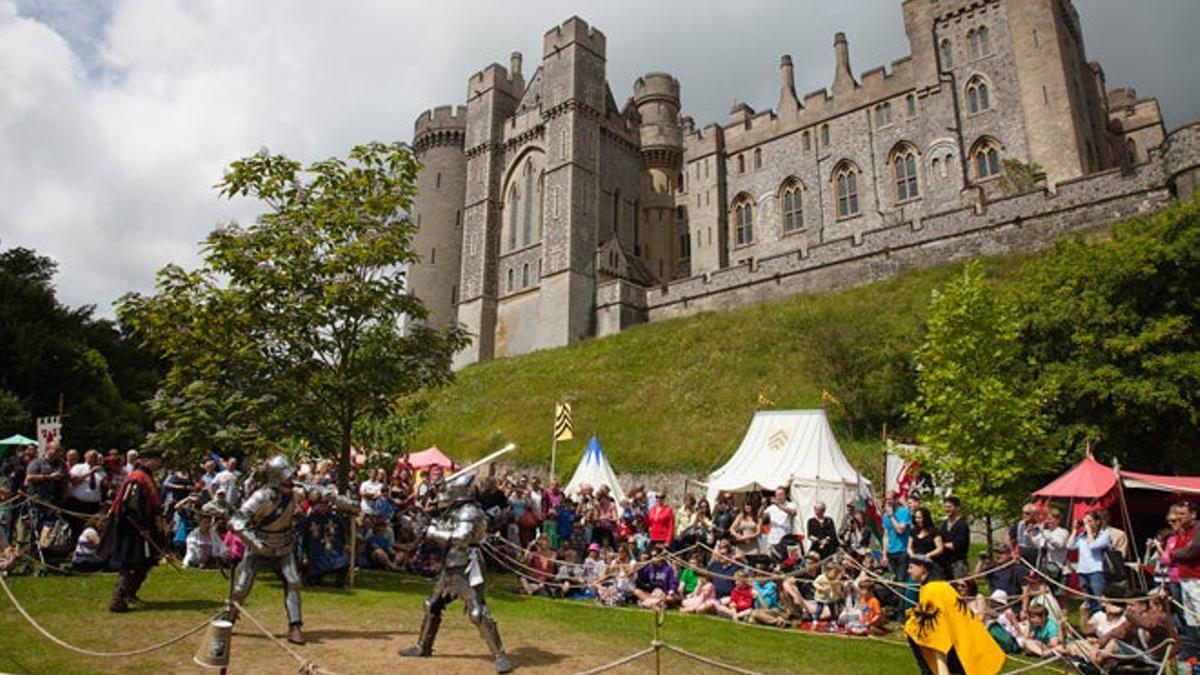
[
  {"x1": 411, "y1": 255, "x2": 1029, "y2": 484},
  {"x1": 0, "y1": 568, "x2": 1055, "y2": 674}
]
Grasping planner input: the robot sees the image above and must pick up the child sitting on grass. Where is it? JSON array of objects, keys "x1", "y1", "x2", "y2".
[{"x1": 717, "y1": 571, "x2": 756, "y2": 622}]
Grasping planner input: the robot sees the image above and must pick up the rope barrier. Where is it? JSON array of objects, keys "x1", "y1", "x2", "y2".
[
  {"x1": 0, "y1": 573, "x2": 219, "y2": 657},
  {"x1": 658, "y1": 643, "x2": 766, "y2": 674},
  {"x1": 232, "y1": 600, "x2": 341, "y2": 675},
  {"x1": 568, "y1": 646, "x2": 656, "y2": 675}
]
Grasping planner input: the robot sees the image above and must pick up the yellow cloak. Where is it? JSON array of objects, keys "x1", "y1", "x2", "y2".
[{"x1": 903, "y1": 580, "x2": 1005, "y2": 675}]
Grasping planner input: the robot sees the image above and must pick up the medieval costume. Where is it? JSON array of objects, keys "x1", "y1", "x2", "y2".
[
  {"x1": 102, "y1": 450, "x2": 166, "y2": 613},
  {"x1": 227, "y1": 455, "x2": 356, "y2": 645},
  {"x1": 905, "y1": 557, "x2": 1005, "y2": 675},
  {"x1": 400, "y1": 472, "x2": 512, "y2": 673}
]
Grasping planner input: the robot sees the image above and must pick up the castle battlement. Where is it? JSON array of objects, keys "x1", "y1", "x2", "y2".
[
  {"x1": 542, "y1": 16, "x2": 606, "y2": 59},
  {"x1": 414, "y1": 105, "x2": 467, "y2": 135},
  {"x1": 467, "y1": 63, "x2": 523, "y2": 101}
]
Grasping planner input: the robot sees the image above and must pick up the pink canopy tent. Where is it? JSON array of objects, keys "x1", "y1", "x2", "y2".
[{"x1": 403, "y1": 446, "x2": 455, "y2": 470}]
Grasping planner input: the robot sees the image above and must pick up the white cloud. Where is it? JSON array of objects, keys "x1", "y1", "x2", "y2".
[{"x1": 1, "y1": 0, "x2": 1196, "y2": 315}]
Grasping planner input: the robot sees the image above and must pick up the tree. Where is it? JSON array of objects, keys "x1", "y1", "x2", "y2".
[
  {"x1": 120, "y1": 142, "x2": 469, "y2": 488},
  {"x1": 906, "y1": 261, "x2": 1055, "y2": 547},
  {"x1": 1015, "y1": 200, "x2": 1200, "y2": 472},
  {"x1": 0, "y1": 244, "x2": 156, "y2": 447}
]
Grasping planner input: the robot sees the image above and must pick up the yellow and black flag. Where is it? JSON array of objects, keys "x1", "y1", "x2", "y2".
[{"x1": 554, "y1": 402, "x2": 574, "y2": 441}]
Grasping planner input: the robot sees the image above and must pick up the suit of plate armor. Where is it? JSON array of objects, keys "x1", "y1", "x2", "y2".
[
  {"x1": 400, "y1": 473, "x2": 511, "y2": 673},
  {"x1": 228, "y1": 455, "x2": 355, "y2": 644}
]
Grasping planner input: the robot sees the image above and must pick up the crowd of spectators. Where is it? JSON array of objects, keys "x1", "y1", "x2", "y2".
[{"x1": 1, "y1": 442, "x2": 1198, "y2": 671}]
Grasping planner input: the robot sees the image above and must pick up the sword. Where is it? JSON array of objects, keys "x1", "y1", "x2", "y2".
[{"x1": 445, "y1": 443, "x2": 516, "y2": 483}]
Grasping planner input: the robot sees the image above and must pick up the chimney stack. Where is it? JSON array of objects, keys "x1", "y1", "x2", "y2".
[
  {"x1": 510, "y1": 51, "x2": 523, "y2": 78},
  {"x1": 832, "y1": 32, "x2": 857, "y2": 94},
  {"x1": 778, "y1": 54, "x2": 800, "y2": 111}
]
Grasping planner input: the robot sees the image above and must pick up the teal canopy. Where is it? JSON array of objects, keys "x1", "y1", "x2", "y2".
[{"x1": 0, "y1": 434, "x2": 36, "y2": 446}]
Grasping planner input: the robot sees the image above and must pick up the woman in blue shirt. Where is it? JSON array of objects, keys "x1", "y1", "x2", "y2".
[{"x1": 1071, "y1": 510, "x2": 1111, "y2": 615}]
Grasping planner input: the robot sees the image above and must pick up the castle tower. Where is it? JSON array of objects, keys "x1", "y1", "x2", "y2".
[
  {"x1": 454, "y1": 61, "x2": 524, "y2": 368},
  {"x1": 533, "y1": 17, "x2": 608, "y2": 351},
  {"x1": 409, "y1": 106, "x2": 467, "y2": 328},
  {"x1": 633, "y1": 72, "x2": 683, "y2": 282}
]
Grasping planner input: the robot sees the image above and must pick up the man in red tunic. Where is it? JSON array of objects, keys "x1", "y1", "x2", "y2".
[{"x1": 101, "y1": 450, "x2": 165, "y2": 612}]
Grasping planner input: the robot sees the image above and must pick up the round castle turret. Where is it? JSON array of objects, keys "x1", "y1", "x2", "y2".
[
  {"x1": 409, "y1": 105, "x2": 468, "y2": 328},
  {"x1": 633, "y1": 72, "x2": 683, "y2": 168}
]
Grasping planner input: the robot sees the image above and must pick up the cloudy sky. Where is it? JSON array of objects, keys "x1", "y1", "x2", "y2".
[{"x1": 3, "y1": 0, "x2": 1198, "y2": 316}]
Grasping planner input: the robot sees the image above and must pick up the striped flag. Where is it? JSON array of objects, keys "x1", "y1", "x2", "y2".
[{"x1": 554, "y1": 402, "x2": 574, "y2": 441}]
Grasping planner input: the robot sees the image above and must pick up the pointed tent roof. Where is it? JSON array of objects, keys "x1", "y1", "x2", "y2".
[
  {"x1": 564, "y1": 436, "x2": 626, "y2": 504},
  {"x1": 405, "y1": 446, "x2": 455, "y2": 470},
  {"x1": 705, "y1": 410, "x2": 870, "y2": 530},
  {"x1": 0, "y1": 434, "x2": 36, "y2": 446},
  {"x1": 1034, "y1": 451, "x2": 1200, "y2": 498}
]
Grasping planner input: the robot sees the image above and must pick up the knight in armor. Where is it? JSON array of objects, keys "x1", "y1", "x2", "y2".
[
  {"x1": 227, "y1": 455, "x2": 356, "y2": 645},
  {"x1": 102, "y1": 450, "x2": 166, "y2": 613},
  {"x1": 400, "y1": 472, "x2": 512, "y2": 673}
]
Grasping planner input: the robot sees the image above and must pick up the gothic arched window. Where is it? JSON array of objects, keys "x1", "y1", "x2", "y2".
[
  {"x1": 833, "y1": 161, "x2": 861, "y2": 218},
  {"x1": 971, "y1": 138, "x2": 1003, "y2": 180},
  {"x1": 780, "y1": 180, "x2": 804, "y2": 233},
  {"x1": 940, "y1": 39, "x2": 953, "y2": 69},
  {"x1": 891, "y1": 144, "x2": 920, "y2": 201},
  {"x1": 507, "y1": 185, "x2": 520, "y2": 251},
  {"x1": 731, "y1": 194, "x2": 754, "y2": 246},
  {"x1": 966, "y1": 76, "x2": 991, "y2": 114}
]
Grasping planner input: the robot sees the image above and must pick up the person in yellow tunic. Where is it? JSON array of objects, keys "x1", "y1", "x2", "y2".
[{"x1": 904, "y1": 555, "x2": 1006, "y2": 675}]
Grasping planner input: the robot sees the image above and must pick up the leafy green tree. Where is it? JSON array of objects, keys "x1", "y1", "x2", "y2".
[
  {"x1": 0, "y1": 244, "x2": 156, "y2": 447},
  {"x1": 1016, "y1": 200, "x2": 1200, "y2": 472},
  {"x1": 120, "y1": 143, "x2": 469, "y2": 487},
  {"x1": 906, "y1": 261, "x2": 1055, "y2": 546}
]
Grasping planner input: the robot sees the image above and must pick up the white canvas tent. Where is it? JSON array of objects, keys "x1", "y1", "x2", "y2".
[
  {"x1": 564, "y1": 436, "x2": 627, "y2": 504},
  {"x1": 705, "y1": 410, "x2": 871, "y2": 531}
]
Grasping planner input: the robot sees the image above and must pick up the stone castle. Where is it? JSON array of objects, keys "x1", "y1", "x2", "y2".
[{"x1": 407, "y1": 0, "x2": 1200, "y2": 367}]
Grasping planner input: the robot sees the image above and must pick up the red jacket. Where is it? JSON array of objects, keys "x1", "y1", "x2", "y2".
[
  {"x1": 1171, "y1": 524, "x2": 1200, "y2": 580},
  {"x1": 647, "y1": 504, "x2": 675, "y2": 544}
]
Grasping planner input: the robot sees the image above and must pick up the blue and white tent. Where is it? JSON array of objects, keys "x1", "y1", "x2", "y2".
[{"x1": 564, "y1": 436, "x2": 626, "y2": 504}]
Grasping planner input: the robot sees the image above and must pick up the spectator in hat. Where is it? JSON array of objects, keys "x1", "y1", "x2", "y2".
[{"x1": 986, "y1": 542, "x2": 1023, "y2": 598}]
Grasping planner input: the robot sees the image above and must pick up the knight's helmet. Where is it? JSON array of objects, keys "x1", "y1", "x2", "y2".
[
  {"x1": 436, "y1": 472, "x2": 475, "y2": 509},
  {"x1": 263, "y1": 455, "x2": 295, "y2": 487}
]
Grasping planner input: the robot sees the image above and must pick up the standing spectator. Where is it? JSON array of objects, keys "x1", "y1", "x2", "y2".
[
  {"x1": 939, "y1": 496, "x2": 970, "y2": 580},
  {"x1": 1031, "y1": 507, "x2": 1070, "y2": 587},
  {"x1": 123, "y1": 450, "x2": 138, "y2": 476},
  {"x1": 762, "y1": 487, "x2": 796, "y2": 559},
  {"x1": 647, "y1": 491, "x2": 675, "y2": 548},
  {"x1": 1168, "y1": 501, "x2": 1200, "y2": 653},
  {"x1": 161, "y1": 468, "x2": 193, "y2": 514},
  {"x1": 881, "y1": 490, "x2": 911, "y2": 599},
  {"x1": 840, "y1": 506, "x2": 872, "y2": 554},
  {"x1": 200, "y1": 458, "x2": 219, "y2": 492},
  {"x1": 65, "y1": 449, "x2": 106, "y2": 537},
  {"x1": 593, "y1": 488, "x2": 617, "y2": 548},
  {"x1": 1010, "y1": 501, "x2": 1043, "y2": 573},
  {"x1": 712, "y1": 495, "x2": 735, "y2": 543},
  {"x1": 731, "y1": 502, "x2": 760, "y2": 559},
  {"x1": 24, "y1": 441, "x2": 68, "y2": 544},
  {"x1": 908, "y1": 507, "x2": 945, "y2": 574},
  {"x1": 1071, "y1": 509, "x2": 1112, "y2": 616},
  {"x1": 986, "y1": 543, "x2": 1024, "y2": 599},
  {"x1": 64, "y1": 448, "x2": 80, "y2": 469},
  {"x1": 807, "y1": 501, "x2": 838, "y2": 560}
]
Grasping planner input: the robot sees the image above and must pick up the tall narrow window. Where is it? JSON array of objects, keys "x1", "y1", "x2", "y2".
[
  {"x1": 968, "y1": 29, "x2": 980, "y2": 60},
  {"x1": 821, "y1": 124, "x2": 830, "y2": 147},
  {"x1": 522, "y1": 263, "x2": 529, "y2": 287},
  {"x1": 612, "y1": 190, "x2": 620, "y2": 237},
  {"x1": 833, "y1": 162, "x2": 861, "y2": 218},
  {"x1": 737, "y1": 155, "x2": 745, "y2": 174},
  {"x1": 940, "y1": 39, "x2": 953, "y2": 69},
  {"x1": 874, "y1": 103, "x2": 892, "y2": 127},
  {"x1": 522, "y1": 161, "x2": 534, "y2": 246},
  {"x1": 754, "y1": 148, "x2": 763, "y2": 169},
  {"x1": 966, "y1": 76, "x2": 991, "y2": 114},
  {"x1": 780, "y1": 180, "x2": 804, "y2": 233},
  {"x1": 906, "y1": 94, "x2": 916, "y2": 116},
  {"x1": 979, "y1": 26, "x2": 991, "y2": 55},
  {"x1": 971, "y1": 138, "x2": 1003, "y2": 180},
  {"x1": 508, "y1": 185, "x2": 519, "y2": 251},
  {"x1": 732, "y1": 195, "x2": 754, "y2": 246},
  {"x1": 431, "y1": 247, "x2": 436, "y2": 264},
  {"x1": 803, "y1": 130, "x2": 811, "y2": 151},
  {"x1": 891, "y1": 145, "x2": 920, "y2": 201},
  {"x1": 507, "y1": 268, "x2": 514, "y2": 291},
  {"x1": 435, "y1": 172, "x2": 442, "y2": 189}
]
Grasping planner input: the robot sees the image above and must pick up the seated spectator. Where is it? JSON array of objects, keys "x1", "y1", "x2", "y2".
[
  {"x1": 298, "y1": 500, "x2": 349, "y2": 586},
  {"x1": 71, "y1": 515, "x2": 105, "y2": 572},
  {"x1": 363, "y1": 519, "x2": 405, "y2": 571},
  {"x1": 1092, "y1": 593, "x2": 1176, "y2": 668},
  {"x1": 635, "y1": 549, "x2": 679, "y2": 609},
  {"x1": 707, "y1": 540, "x2": 743, "y2": 599},
  {"x1": 983, "y1": 589, "x2": 1022, "y2": 655},
  {"x1": 747, "y1": 574, "x2": 790, "y2": 627},
  {"x1": 184, "y1": 515, "x2": 229, "y2": 568},
  {"x1": 781, "y1": 552, "x2": 822, "y2": 615},
  {"x1": 851, "y1": 580, "x2": 886, "y2": 635},
  {"x1": 581, "y1": 543, "x2": 606, "y2": 587},
  {"x1": 677, "y1": 552, "x2": 704, "y2": 598},
  {"x1": 985, "y1": 543, "x2": 1022, "y2": 599},
  {"x1": 680, "y1": 571, "x2": 720, "y2": 615},
  {"x1": 555, "y1": 549, "x2": 583, "y2": 598},
  {"x1": 1020, "y1": 573, "x2": 1063, "y2": 625},
  {"x1": 812, "y1": 561, "x2": 846, "y2": 626},
  {"x1": 596, "y1": 545, "x2": 636, "y2": 606},
  {"x1": 519, "y1": 539, "x2": 556, "y2": 596},
  {"x1": 717, "y1": 571, "x2": 756, "y2": 621},
  {"x1": 1017, "y1": 604, "x2": 1061, "y2": 657}
]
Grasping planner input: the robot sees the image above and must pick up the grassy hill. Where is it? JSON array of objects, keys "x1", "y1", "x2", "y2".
[{"x1": 412, "y1": 255, "x2": 1029, "y2": 483}]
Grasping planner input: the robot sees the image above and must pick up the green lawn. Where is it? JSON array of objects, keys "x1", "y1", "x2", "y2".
[
  {"x1": 0, "y1": 568, "x2": 1054, "y2": 674},
  {"x1": 412, "y1": 256, "x2": 1030, "y2": 484}
]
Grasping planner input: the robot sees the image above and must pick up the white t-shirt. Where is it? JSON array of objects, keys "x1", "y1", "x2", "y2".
[
  {"x1": 68, "y1": 464, "x2": 106, "y2": 503},
  {"x1": 765, "y1": 502, "x2": 795, "y2": 545}
]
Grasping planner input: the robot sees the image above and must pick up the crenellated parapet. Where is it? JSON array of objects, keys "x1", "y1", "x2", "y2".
[
  {"x1": 413, "y1": 105, "x2": 467, "y2": 154},
  {"x1": 542, "y1": 16, "x2": 606, "y2": 59}
]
